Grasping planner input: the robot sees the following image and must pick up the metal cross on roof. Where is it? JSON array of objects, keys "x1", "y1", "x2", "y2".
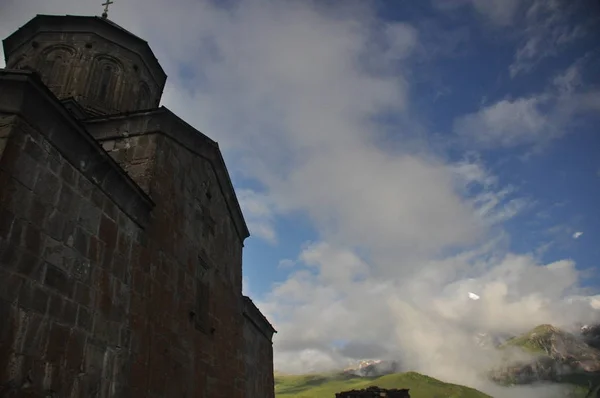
[{"x1": 101, "y1": 0, "x2": 114, "y2": 18}]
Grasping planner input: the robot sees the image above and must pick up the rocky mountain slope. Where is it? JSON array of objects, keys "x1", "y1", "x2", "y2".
[
  {"x1": 343, "y1": 360, "x2": 400, "y2": 377},
  {"x1": 490, "y1": 324, "x2": 600, "y2": 395}
]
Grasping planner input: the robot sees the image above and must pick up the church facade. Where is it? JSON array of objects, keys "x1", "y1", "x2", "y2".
[{"x1": 0, "y1": 13, "x2": 275, "y2": 398}]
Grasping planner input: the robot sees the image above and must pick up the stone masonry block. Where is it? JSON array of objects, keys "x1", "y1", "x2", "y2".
[
  {"x1": 99, "y1": 214, "x2": 118, "y2": 248},
  {"x1": 77, "y1": 200, "x2": 101, "y2": 235},
  {"x1": 45, "y1": 321, "x2": 70, "y2": 363},
  {"x1": 33, "y1": 168, "x2": 61, "y2": 205},
  {"x1": 42, "y1": 237, "x2": 75, "y2": 273},
  {"x1": 59, "y1": 161, "x2": 78, "y2": 187},
  {"x1": 56, "y1": 184, "x2": 81, "y2": 221},
  {"x1": 2, "y1": 178, "x2": 33, "y2": 219},
  {"x1": 0, "y1": 268, "x2": 24, "y2": 303},
  {"x1": 0, "y1": 239, "x2": 20, "y2": 271},
  {"x1": 44, "y1": 209, "x2": 67, "y2": 241},
  {"x1": 76, "y1": 305, "x2": 92, "y2": 332},
  {"x1": 0, "y1": 207, "x2": 15, "y2": 240},
  {"x1": 73, "y1": 226, "x2": 90, "y2": 256},
  {"x1": 10, "y1": 150, "x2": 40, "y2": 190},
  {"x1": 44, "y1": 263, "x2": 74, "y2": 297},
  {"x1": 22, "y1": 137, "x2": 47, "y2": 164}
]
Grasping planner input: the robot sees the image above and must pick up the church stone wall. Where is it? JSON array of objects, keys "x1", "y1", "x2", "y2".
[{"x1": 0, "y1": 114, "x2": 145, "y2": 397}]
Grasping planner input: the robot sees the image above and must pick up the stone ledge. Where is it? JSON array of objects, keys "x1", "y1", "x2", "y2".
[{"x1": 0, "y1": 69, "x2": 154, "y2": 228}]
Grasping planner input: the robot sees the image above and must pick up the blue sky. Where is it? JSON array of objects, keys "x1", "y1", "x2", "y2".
[{"x1": 2, "y1": 0, "x2": 600, "y2": 394}]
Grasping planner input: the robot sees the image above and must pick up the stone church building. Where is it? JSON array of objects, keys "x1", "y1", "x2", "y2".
[{"x1": 0, "y1": 12, "x2": 276, "y2": 398}]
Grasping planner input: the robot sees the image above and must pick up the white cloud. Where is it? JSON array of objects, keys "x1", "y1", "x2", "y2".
[
  {"x1": 278, "y1": 259, "x2": 296, "y2": 269},
  {"x1": 238, "y1": 189, "x2": 277, "y2": 244},
  {"x1": 454, "y1": 97, "x2": 551, "y2": 148},
  {"x1": 573, "y1": 231, "x2": 583, "y2": 239}
]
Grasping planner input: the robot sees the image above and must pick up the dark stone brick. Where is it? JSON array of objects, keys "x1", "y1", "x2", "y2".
[
  {"x1": 48, "y1": 154, "x2": 62, "y2": 174},
  {"x1": 2, "y1": 178, "x2": 33, "y2": 218},
  {"x1": 78, "y1": 200, "x2": 101, "y2": 235},
  {"x1": 0, "y1": 240, "x2": 19, "y2": 270},
  {"x1": 61, "y1": 299, "x2": 78, "y2": 324},
  {"x1": 0, "y1": 297, "x2": 14, "y2": 343},
  {"x1": 99, "y1": 214, "x2": 117, "y2": 248},
  {"x1": 21, "y1": 312, "x2": 49, "y2": 356},
  {"x1": 43, "y1": 237, "x2": 74, "y2": 272},
  {"x1": 22, "y1": 138, "x2": 47, "y2": 163},
  {"x1": 17, "y1": 250, "x2": 43, "y2": 280},
  {"x1": 60, "y1": 162, "x2": 78, "y2": 187},
  {"x1": 62, "y1": 220, "x2": 77, "y2": 247},
  {"x1": 29, "y1": 285, "x2": 49, "y2": 314},
  {"x1": 8, "y1": 218, "x2": 25, "y2": 246},
  {"x1": 103, "y1": 197, "x2": 118, "y2": 221},
  {"x1": 112, "y1": 253, "x2": 128, "y2": 283},
  {"x1": 23, "y1": 223, "x2": 44, "y2": 256},
  {"x1": 119, "y1": 327, "x2": 132, "y2": 350},
  {"x1": 73, "y1": 282, "x2": 92, "y2": 307},
  {"x1": 46, "y1": 322, "x2": 69, "y2": 362},
  {"x1": 17, "y1": 280, "x2": 33, "y2": 310},
  {"x1": 72, "y1": 258, "x2": 92, "y2": 284},
  {"x1": 102, "y1": 249, "x2": 116, "y2": 270},
  {"x1": 91, "y1": 189, "x2": 104, "y2": 208},
  {"x1": 77, "y1": 176, "x2": 93, "y2": 198},
  {"x1": 0, "y1": 208, "x2": 15, "y2": 240},
  {"x1": 66, "y1": 328, "x2": 86, "y2": 371},
  {"x1": 10, "y1": 151, "x2": 39, "y2": 190},
  {"x1": 33, "y1": 169, "x2": 61, "y2": 205},
  {"x1": 76, "y1": 305, "x2": 92, "y2": 331},
  {"x1": 56, "y1": 184, "x2": 81, "y2": 220},
  {"x1": 73, "y1": 226, "x2": 90, "y2": 256},
  {"x1": 44, "y1": 209, "x2": 67, "y2": 241},
  {"x1": 0, "y1": 269, "x2": 24, "y2": 303},
  {"x1": 28, "y1": 198, "x2": 49, "y2": 225},
  {"x1": 117, "y1": 231, "x2": 132, "y2": 257},
  {"x1": 88, "y1": 236, "x2": 105, "y2": 266},
  {"x1": 44, "y1": 263, "x2": 73, "y2": 297},
  {"x1": 92, "y1": 313, "x2": 112, "y2": 343},
  {"x1": 98, "y1": 291, "x2": 112, "y2": 319},
  {"x1": 0, "y1": 138, "x2": 22, "y2": 172},
  {"x1": 48, "y1": 293, "x2": 64, "y2": 319}
]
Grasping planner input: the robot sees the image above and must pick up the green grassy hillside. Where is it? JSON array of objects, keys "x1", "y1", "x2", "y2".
[{"x1": 275, "y1": 371, "x2": 492, "y2": 398}]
